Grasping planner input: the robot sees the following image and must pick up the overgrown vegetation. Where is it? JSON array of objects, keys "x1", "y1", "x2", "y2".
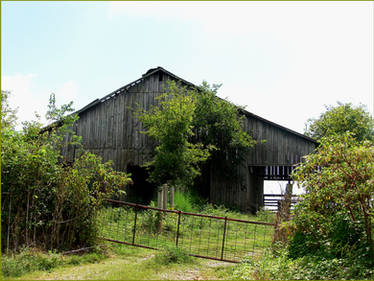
[
  {"x1": 99, "y1": 198, "x2": 275, "y2": 264},
  {"x1": 233, "y1": 102, "x2": 374, "y2": 280},
  {"x1": 1, "y1": 246, "x2": 108, "y2": 278},
  {"x1": 154, "y1": 245, "x2": 193, "y2": 265},
  {"x1": 4, "y1": 243, "x2": 234, "y2": 280},
  {"x1": 234, "y1": 248, "x2": 374, "y2": 280},
  {"x1": 1, "y1": 91, "x2": 131, "y2": 252},
  {"x1": 137, "y1": 80, "x2": 255, "y2": 189},
  {"x1": 305, "y1": 102, "x2": 374, "y2": 142},
  {"x1": 291, "y1": 133, "x2": 374, "y2": 259}
]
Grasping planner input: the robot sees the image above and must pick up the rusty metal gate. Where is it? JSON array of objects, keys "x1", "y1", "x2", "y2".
[{"x1": 99, "y1": 199, "x2": 275, "y2": 263}]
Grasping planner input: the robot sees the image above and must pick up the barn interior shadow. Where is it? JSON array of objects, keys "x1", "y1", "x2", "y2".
[{"x1": 126, "y1": 164, "x2": 156, "y2": 205}]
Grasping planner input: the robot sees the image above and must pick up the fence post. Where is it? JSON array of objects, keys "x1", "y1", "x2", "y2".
[
  {"x1": 176, "y1": 210, "x2": 181, "y2": 247},
  {"x1": 163, "y1": 184, "x2": 168, "y2": 209},
  {"x1": 221, "y1": 216, "x2": 228, "y2": 260},
  {"x1": 170, "y1": 186, "x2": 175, "y2": 209},
  {"x1": 157, "y1": 186, "x2": 163, "y2": 209},
  {"x1": 7, "y1": 198, "x2": 12, "y2": 254},
  {"x1": 132, "y1": 207, "x2": 138, "y2": 245}
]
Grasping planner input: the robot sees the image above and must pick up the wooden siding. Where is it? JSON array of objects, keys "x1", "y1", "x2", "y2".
[
  {"x1": 244, "y1": 115, "x2": 315, "y2": 166},
  {"x1": 68, "y1": 69, "x2": 316, "y2": 171},
  {"x1": 63, "y1": 68, "x2": 317, "y2": 211},
  {"x1": 71, "y1": 71, "x2": 179, "y2": 170}
]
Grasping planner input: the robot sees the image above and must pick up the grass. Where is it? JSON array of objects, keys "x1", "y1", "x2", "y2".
[
  {"x1": 1, "y1": 246, "x2": 108, "y2": 279},
  {"x1": 99, "y1": 200, "x2": 275, "y2": 262},
  {"x1": 2, "y1": 194, "x2": 274, "y2": 279},
  {"x1": 233, "y1": 247, "x2": 374, "y2": 280},
  {"x1": 5, "y1": 244, "x2": 235, "y2": 280}
]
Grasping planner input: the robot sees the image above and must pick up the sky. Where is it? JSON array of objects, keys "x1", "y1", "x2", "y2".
[{"x1": 1, "y1": 1, "x2": 373, "y2": 193}]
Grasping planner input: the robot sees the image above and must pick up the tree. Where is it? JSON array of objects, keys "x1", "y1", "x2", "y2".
[
  {"x1": 137, "y1": 80, "x2": 255, "y2": 189},
  {"x1": 291, "y1": 133, "x2": 374, "y2": 261},
  {"x1": 1, "y1": 90, "x2": 18, "y2": 130},
  {"x1": 138, "y1": 81, "x2": 213, "y2": 188},
  {"x1": 305, "y1": 102, "x2": 374, "y2": 142},
  {"x1": 1, "y1": 92, "x2": 131, "y2": 252},
  {"x1": 192, "y1": 82, "x2": 256, "y2": 177}
]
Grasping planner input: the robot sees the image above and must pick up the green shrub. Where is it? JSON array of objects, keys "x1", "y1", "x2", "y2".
[
  {"x1": 1, "y1": 248, "x2": 60, "y2": 277},
  {"x1": 1, "y1": 93, "x2": 131, "y2": 252},
  {"x1": 1, "y1": 246, "x2": 108, "y2": 278},
  {"x1": 154, "y1": 246, "x2": 193, "y2": 265},
  {"x1": 174, "y1": 190, "x2": 195, "y2": 212},
  {"x1": 233, "y1": 248, "x2": 374, "y2": 280},
  {"x1": 290, "y1": 134, "x2": 374, "y2": 261}
]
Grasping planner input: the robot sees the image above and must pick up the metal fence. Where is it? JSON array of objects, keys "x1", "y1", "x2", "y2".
[{"x1": 100, "y1": 199, "x2": 276, "y2": 263}]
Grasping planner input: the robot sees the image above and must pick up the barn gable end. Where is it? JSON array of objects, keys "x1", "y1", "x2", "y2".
[{"x1": 67, "y1": 67, "x2": 317, "y2": 212}]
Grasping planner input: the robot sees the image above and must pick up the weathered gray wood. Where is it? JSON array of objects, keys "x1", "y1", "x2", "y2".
[{"x1": 63, "y1": 67, "x2": 317, "y2": 212}]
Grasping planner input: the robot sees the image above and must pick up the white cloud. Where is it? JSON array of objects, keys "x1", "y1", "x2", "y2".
[
  {"x1": 1, "y1": 73, "x2": 42, "y2": 128},
  {"x1": 1, "y1": 74, "x2": 79, "y2": 129},
  {"x1": 54, "y1": 80, "x2": 79, "y2": 107}
]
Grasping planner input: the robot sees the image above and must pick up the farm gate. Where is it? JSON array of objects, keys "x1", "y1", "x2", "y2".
[{"x1": 100, "y1": 199, "x2": 276, "y2": 263}]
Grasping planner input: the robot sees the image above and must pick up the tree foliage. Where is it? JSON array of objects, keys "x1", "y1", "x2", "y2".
[
  {"x1": 192, "y1": 82, "x2": 256, "y2": 170},
  {"x1": 1, "y1": 90, "x2": 18, "y2": 130},
  {"x1": 1, "y1": 92, "x2": 131, "y2": 252},
  {"x1": 291, "y1": 133, "x2": 374, "y2": 261},
  {"x1": 137, "y1": 80, "x2": 255, "y2": 188},
  {"x1": 305, "y1": 102, "x2": 374, "y2": 142},
  {"x1": 137, "y1": 82, "x2": 214, "y2": 187}
]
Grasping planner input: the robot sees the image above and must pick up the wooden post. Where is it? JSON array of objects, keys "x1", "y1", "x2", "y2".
[
  {"x1": 170, "y1": 186, "x2": 175, "y2": 209},
  {"x1": 273, "y1": 181, "x2": 293, "y2": 244},
  {"x1": 157, "y1": 186, "x2": 164, "y2": 233},
  {"x1": 162, "y1": 184, "x2": 168, "y2": 210},
  {"x1": 283, "y1": 182, "x2": 293, "y2": 221},
  {"x1": 157, "y1": 186, "x2": 163, "y2": 209}
]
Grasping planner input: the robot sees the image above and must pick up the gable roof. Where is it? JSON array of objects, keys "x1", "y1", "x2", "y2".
[{"x1": 74, "y1": 67, "x2": 317, "y2": 144}]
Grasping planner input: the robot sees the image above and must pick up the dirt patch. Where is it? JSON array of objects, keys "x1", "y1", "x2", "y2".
[{"x1": 159, "y1": 260, "x2": 233, "y2": 280}]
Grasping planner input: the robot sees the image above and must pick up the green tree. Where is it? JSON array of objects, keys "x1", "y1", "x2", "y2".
[
  {"x1": 138, "y1": 81, "x2": 213, "y2": 187},
  {"x1": 137, "y1": 80, "x2": 255, "y2": 188},
  {"x1": 305, "y1": 102, "x2": 374, "y2": 142},
  {"x1": 1, "y1": 92, "x2": 131, "y2": 252},
  {"x1": 192, "y1": 82, "x2": 255, "y2": 176},
  {"x1": 1, "y1": 90, "x2": 18, "y2": 130},
  {"x1": 291, "y1": 133, "x2": 374, "y2": 261}
]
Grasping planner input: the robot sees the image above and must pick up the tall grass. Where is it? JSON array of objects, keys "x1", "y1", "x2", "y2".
[
  {"x1": 1, "y1": 247, "x2": 107, "y2": 278},
  {"x1": 174, "y1": 190, "x2": 195, "y2": 212},
  {"x1": 98, "y1": 197, "x2": 275, "y2": 262}
]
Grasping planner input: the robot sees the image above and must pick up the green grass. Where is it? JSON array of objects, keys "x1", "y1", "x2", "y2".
[
  {"x1": 233, "y1": 248, "x2": 374, "y2": 280},
  {"x1": 98, "y1": 201, "x2": 275, "y2": 262},
  {"x1": 2, "y1": 198, "x2": 274, "y2": 280},
  {"x1": 1, "y1": 246, "x2": 108, "y2": 279},
  {"x1": 5, "y1": 244, "x2": 235, "y2": 280}
]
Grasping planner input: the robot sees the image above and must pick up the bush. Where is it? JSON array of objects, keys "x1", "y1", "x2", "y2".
[
  {"x1": 1, "y1": 247, "x2": 108, "y2": 278},
  {"x1": 1, "y1": 93, "x2": 131, "y2": 252},
  {"x1": 2, "y1": 248, "x2": 60, "y2": 277},
  {"x1": 233, "y1": 248, "x2": 374, "y2": 280},
  {"x1": 154, "y1": 245, "x2": 193, "y2": 265},
  {"x1": 291, "y1": 133, "x2": 374, "y2": 260},
  {"x1": 174, "y1": 190, "x2": 195, "y2": 212}
]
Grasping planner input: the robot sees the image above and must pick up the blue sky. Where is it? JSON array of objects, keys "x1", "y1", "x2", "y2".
[{"x1": 2, "y1": 1, "x2": 373, "y2": 194}]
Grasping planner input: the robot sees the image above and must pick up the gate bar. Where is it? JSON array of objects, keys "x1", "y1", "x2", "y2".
[{"x1": 105, "y1": 199, "x2": 275, "y2": 226}]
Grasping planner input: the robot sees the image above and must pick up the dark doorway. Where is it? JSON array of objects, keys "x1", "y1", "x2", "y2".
[
  {"x1": 126, "y1": 164, "x2": 156, "y2": 205},
  {"x1": 194, "y1": 162, "x2": 211, "y2": 200}
]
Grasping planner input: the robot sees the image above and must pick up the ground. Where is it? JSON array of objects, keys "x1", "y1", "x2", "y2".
[{"x1": 6, "y1": 247, "x2": 235, "y2": 280}]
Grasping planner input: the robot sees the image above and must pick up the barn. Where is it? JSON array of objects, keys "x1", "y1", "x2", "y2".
[{"x1": 63, "y1": 67, "x2": 317, "y2": 212}]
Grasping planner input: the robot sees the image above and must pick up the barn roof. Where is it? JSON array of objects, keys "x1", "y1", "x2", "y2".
[{"x1": 74, "y1": 67, "x2": 317, "y2": 144}]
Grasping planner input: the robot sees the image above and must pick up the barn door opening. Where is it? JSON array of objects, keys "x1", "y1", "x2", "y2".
[{"x1": 126, "y1": 164, "x2": 156, "y2": 205}]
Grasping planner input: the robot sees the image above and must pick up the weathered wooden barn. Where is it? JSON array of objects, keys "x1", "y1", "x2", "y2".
[{"x1": 63, "y1": 67, "x2": 317, "y2": 212}]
